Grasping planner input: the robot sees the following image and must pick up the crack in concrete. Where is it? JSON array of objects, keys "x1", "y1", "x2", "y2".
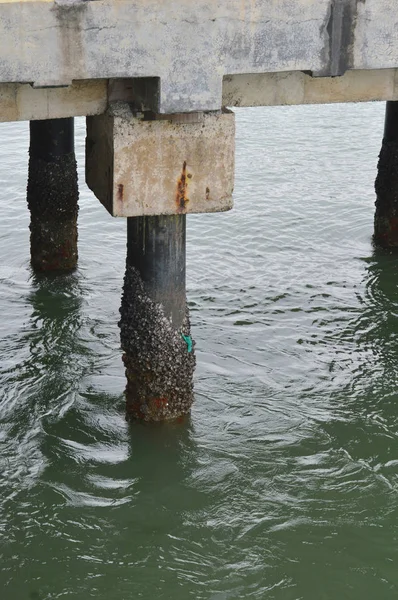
[{"x1": 29, "y1": 24, "x2": 116, "y2": 33}]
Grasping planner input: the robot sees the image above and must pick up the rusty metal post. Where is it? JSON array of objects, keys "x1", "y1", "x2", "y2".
[
  {"x1": 27, "y1": 118, "x2": 79, "y2": 271},
  {"x1": 119, "y1": 215, "x2": 196, "y2": 421},
  {"x1": 374, "y1": 101, "x2": 398, "y2": 247}
]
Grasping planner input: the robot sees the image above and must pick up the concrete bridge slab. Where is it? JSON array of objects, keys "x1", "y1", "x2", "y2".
[{"x1": 1, "y1": 0, "x2": 398, "y2": 116}]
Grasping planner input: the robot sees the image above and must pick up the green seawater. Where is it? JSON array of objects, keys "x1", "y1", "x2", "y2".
[{"x1": 1, "y1": 103, "x2": 398, "y2": 599}]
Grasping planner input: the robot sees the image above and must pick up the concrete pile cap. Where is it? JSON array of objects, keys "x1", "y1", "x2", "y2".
[{"x1": 86, "y1": 102, "x2": 236, "y2": 217}]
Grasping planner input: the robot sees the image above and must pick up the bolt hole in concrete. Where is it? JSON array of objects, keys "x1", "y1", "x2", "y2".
[{"x1": 1, "y1": 103, "x2": 398, "y2": 598}]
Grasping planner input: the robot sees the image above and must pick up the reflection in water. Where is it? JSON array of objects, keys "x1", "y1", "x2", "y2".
[
  {"x1": 27, "y1": 273, "x2": 84, "y2": 383},
  {"x1": 362, "y1": 250, "x2": 398, "y2": 371},
  {"x1": 0, "y1": 273, "x2": 85, "y2": 597},
  {"x1": 1, "y1": 272, "x2": 85, "y2": 515},
  {"x1": 0, "y1": 273, "x2": 84, "y2": 488},
  {"x1": 318, "y1": 250, "x2": 398, "y2": 471},
  {"x1": 1, "y1": 271, "x2": 206, "y2": 598}
]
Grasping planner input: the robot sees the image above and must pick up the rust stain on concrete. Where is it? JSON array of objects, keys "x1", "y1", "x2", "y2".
[{"x1": 176, "y1": 160, "x2": 189, "y2": 212}]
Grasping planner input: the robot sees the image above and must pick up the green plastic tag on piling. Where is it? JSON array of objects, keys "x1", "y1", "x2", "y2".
[{"x1": 181, "y1": 334, "x2": 193, "y2": 353}]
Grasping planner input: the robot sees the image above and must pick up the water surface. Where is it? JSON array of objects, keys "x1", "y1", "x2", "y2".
[{"x1": 1, "y1": 103, "x2": 398, "y2": 599}]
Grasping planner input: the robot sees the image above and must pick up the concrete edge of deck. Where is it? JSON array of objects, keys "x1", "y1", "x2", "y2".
[{"x1": 1, "y1": 70, "x2": 398, "y2": 123}]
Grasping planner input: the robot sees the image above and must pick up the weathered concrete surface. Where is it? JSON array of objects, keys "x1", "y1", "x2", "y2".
[
  {"x1": 0, "y1": 80, "x2": 106, "y2": 122},
  {"x1": 223, "y1": 69, "x2": 398, "y2": 108},
  {"x1": 1, "y1": 0, "x2": 398, "y2": 114},
  {"x1": 86, "y1": 103, "x2": 235, "y2": 217},
  {"x1": 3, "y1": 70, "x2": 398, "y2": 123}
]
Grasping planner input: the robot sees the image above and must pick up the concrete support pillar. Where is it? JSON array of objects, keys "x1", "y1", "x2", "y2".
[
  {"x1": 27, "y1": 118, "x2": 79, "y2": 271},
  {"x1": 119, "y1": 214, "x2": 195, "y2": 421},
  {"x1": 374, "y1": 101, "x2": 398, "y2": 247},
  {"x1": 86, "y1": 102, "x2": 235, "y2": 422}
]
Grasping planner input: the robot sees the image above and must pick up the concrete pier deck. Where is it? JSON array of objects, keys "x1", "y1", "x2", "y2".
[{"x1": 1, "y1": 0, "x2": 398, "y2": 122}]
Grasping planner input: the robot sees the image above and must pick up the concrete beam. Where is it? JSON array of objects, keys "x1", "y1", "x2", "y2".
[
  {"x1": 0, "y1": 80, "x2": 106, "y2": 122},
  {"x1": 223, "y1": 69, "x2": 398, "y2": 108},
  {"x1": 86, "y1": 103, "x2": 235, "y2": 217},
  {"x1": 1, "y1": 0, "x2": 398, "y2": 114},
  {"x1": 2, "y1": 69, "x2": 398, "y2": 124}
]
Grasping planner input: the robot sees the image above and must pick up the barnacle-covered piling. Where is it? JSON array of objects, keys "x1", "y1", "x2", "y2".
[
  {"x1": 27, "y1": 118, "x2": 78, "y2": 271},
  {"x1": 375, "y1": 101, "x2": 398, "y2": 248},
  {"x1": 119, "y1": 215, "x2": 195, "y2": 421}
]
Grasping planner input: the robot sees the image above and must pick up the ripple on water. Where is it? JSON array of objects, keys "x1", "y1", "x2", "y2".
[{"x1": 2, "y1": 104, "x2": 398, "y2": 598}]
